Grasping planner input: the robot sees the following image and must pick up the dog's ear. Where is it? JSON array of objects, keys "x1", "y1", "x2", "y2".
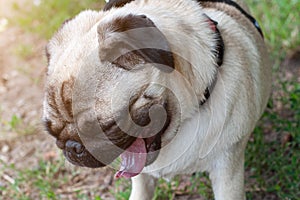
[{"x1": 98, "y1": 14, "x2": 174, "y2": 72}]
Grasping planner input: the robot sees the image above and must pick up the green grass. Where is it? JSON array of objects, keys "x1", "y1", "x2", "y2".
[
  {"x1": 1, "y1": 0, "x2": 299, "y2": 199},
  {"x1": 245, "y1": 79, "x2": 300, "y2": 199},
  {"x1": 246, "y1": 0, "x2": 300, "y2": 63},
  {"x1": 0, "y1": 155, "x2": 108, "y2": 200},
  {"x1": 8, "y1": 115, "x2": 22, "y2": 131},
  {"x1": 244, "y1": 1, "x2": 300, "y2": 199},
  {"x1": 1, "y1": 114, "x2": 22, "y2": 132},
  {"x1": 0, "y1": 157, "x2": 67, "y2": 200},
  {"x1": 111, "y1": 179, "x2": 131, "y2": 200},
  {"x1": 13, "y1": 44, "x2": 35, "y2": 60},
  {"x1": 0, "y1": 114, "x2": 36, "y2": 135},
  {"x1": 12, "y1": 0, "x2": 104, "y2": 39}
]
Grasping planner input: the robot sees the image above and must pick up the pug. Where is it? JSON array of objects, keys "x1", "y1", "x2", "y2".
[{"x1": 43, "y1": 0, "x2": 271, "y2": 199}]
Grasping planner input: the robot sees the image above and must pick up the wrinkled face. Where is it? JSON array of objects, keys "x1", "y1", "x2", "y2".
[{"x1": 42, "y1": 10, "x2": 194, "y2": 177}]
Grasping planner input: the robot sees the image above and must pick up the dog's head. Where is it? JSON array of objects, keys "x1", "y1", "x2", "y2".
[{"x1": 43, "y1": 2, "x2": 217, "y2": 178}]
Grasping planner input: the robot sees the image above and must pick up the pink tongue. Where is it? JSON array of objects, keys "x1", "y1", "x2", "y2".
[{"x1": 115, "y1": 138, "x2": 147, "y2": 179}]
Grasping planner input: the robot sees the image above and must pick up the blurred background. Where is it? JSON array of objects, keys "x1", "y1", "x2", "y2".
[{"x1": 0, "y1": 0, "x2": 299, "y2": 199}]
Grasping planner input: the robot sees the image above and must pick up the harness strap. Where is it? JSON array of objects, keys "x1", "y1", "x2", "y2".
[
  {"x1": 197, "y1": 0, "x2": 264, "y2": 37},
  {"x1": 103, "y1": 0, "x2": 135, "y2": 11},
  {"x1": 200, "y1": 15, "x2": 224, "y2": 105}
]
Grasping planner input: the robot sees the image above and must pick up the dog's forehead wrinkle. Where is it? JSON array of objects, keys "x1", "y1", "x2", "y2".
[
  {"x1": 43, "y1": 112, "x2": 66, "y2": 135},
  {"x1": 46, "y1": 85, "x2": 63, "y2": 117},
  {"x1": 46, "y1": 86, "x2": 71, "y2": 123}
]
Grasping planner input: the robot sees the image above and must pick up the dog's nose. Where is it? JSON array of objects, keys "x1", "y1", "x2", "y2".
[
  {"x1": 63, "y1": 140, "x2": 106, "y2": 168},
  {"x1": 65, "y1": 140, "x2": 85, "y2": 155}
]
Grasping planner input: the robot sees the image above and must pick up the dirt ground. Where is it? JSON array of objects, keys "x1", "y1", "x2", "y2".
[
  {"x1": 0, "y1": 0, "x2": 120, "y2": 199},
  {"x1": 0, "y1": 0, "x2": 299, "y2": 199},
  {"x1": 0, "y1": 0, "x2": 52, "y2": 159}
]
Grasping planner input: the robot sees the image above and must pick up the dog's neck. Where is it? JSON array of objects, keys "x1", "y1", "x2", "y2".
[{"x1": 199, "y1": 15, "x2": 224, "y2": 105}]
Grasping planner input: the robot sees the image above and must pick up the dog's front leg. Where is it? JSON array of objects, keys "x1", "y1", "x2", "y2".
[
  {"x1": 209, "y1": 143, "x2": 247, "y2": 200},
  {"x1": 129, "y1": 174, "x2": 158, "y2": 200}
]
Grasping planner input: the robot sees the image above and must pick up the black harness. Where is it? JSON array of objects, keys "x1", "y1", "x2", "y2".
[
  {"x1": 197, "y1": 0, "x2": 263, "y2": 37},
  {"x1": 195, "y1": 0, "x2": 264, "y2": 104},
  {"x1": 200, "y1": 16, "x2": 224, "y2": 105},
  {"x1": 104, "y1": 0, "x2": 135, "y2": 11}
]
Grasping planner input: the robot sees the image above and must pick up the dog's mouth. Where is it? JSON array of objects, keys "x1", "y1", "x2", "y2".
[
  {"x1": 115, "y1": 129, "x2": 163, "y2": 178},
  {"x1": 58, "y1": 96, "x2": 170, "y2": 178},
  {"x1": 61, "y1": 131, "x2": 164, "y2": 178}
]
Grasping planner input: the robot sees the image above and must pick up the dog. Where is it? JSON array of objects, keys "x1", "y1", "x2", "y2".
[{"x1": 43, "y1": 0, "x2": 271, "y2": 199}]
